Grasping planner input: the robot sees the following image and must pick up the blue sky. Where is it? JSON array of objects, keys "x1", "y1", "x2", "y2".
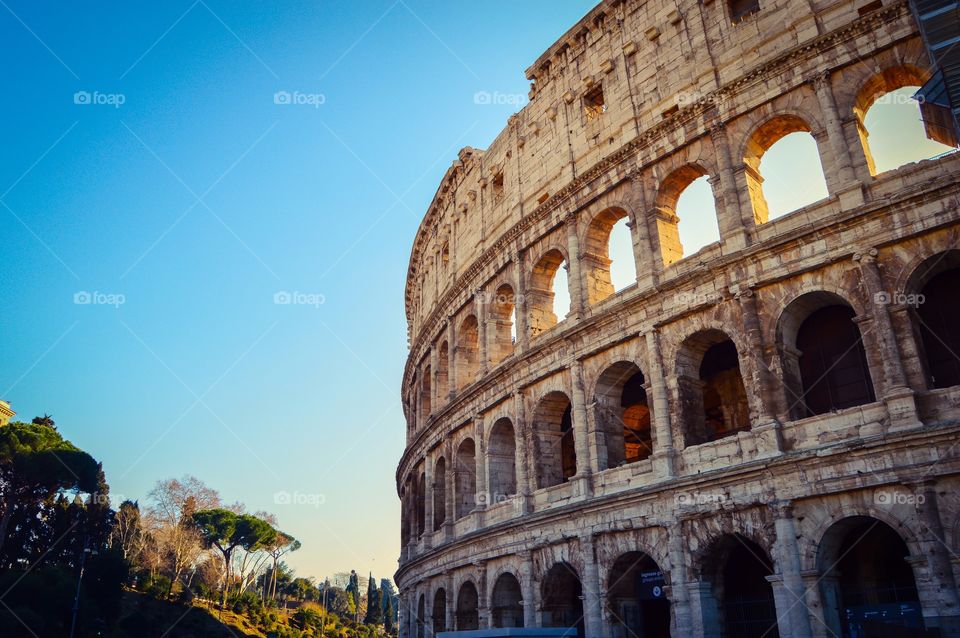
[{"x1": 1, "y1": 0, "x2": 949, "y2": 585}]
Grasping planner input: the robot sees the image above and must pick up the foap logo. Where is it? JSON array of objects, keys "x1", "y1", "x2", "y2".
[
  {"x1": 873, "y1": 91, "x2": 922, "y2": 106},
  {"x1": 473, "y1": 90, "x2": 528, "y2": 107},
  {"x1": 874, "y1": 489, "x2": 925, "y2": 506},
  {"x1": 274, "y1": 490, "x2": 326, "y2": 508},
  {"x1": 74, "y1": 291, "x2": 126, "y2": 308},
  {"x1": 674, "y1": 491, "x2": 727, "y2": 507},
  {"x1": 476, "y1": 290, "x2": 525, "y2": 306},
  {"x1": 273, "y1": 90, "x2": 326, "y2": 108},
  {"x1": 873, "y1": 291, "x2": 925, "y2": 307},
  {"x1": 476, "y1": 491, "x2": 523, "y2": 511},
  {"x1": 273, "y1": 291, "x2": 325, "y2": 307},
  {"x1": 673, "y1": 290, "x2": 721, "y2": 306},
  {"x1": 675, "y1": 90, "x2": 726, "y2": 109},
  {"x1": 74, "y1": 90, "x2": 126, "y2": 108}
]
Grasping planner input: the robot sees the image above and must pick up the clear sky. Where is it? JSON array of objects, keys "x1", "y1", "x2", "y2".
[{"x1": 0, "y1": 0, "x2": 949, "y2": 586}]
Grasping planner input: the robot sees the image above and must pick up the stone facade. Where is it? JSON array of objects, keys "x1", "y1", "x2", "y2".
[{"x1": 397, "y1": 0, "x2": 960, "y2": 636}]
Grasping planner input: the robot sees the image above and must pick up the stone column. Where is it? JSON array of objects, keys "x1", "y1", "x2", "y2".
[
  {"x1": 710, "y1": 122, "x2": 751, "y2": 250},
  {"x1": 644, "y1": 328, "x2": 676, "y2": 478},
  {"x1": 565, "y1": 213, "x2": 586, "y2": 320},
  {"x1": 430, "y1": 345, "x2": 439, "y2": 412},
  {"x1": 476, "y1": 293, "x2": 489, "y2": 376},
  {"x1": 398, "y1": 591, "x2": 409, "y2": 638},
  {"x1": 581, "y1": 533, "x2": 604, "y2": 638},
  {"x1": 424, "y1": 456, "x2": 434, "y2": 548},
  {"x1": 810, "y1": 71, "x2": 864, "y2": 209},
  {"x1": 853, "y1": 248, "x2": 921, "y2": 430},
  {"x1": 444, "y1": 440, "x2": 455, "y2": 541},
  {"x1": 913, "y1": 481, "x2": 960, "y2": 635},
  {"x1": 570, "y1": 360, "x2": 594, "y2": 496},
  {"x1": 628, "y1": 172, "x2": 659, "y2": 289},
  {"x1": 478, "y1": 561, "x2": 490, "y2": 628},
  {"x1": 667, "y1": 521, "x2": 693, "y2": 636},
  {"x1": 735, "y1": 286, "x2": 783, "y2": 456},
  {"x1": 772, "y1": 502, "x2": 814, "y2": 638},
  {"x1": 514, "y1": 250, "x2": 530, "y2": 352},
  {"x1": 447, "y1": 321, "x2": 457, "y2": 402},
  {"x1": 445, "y1": 572, "x2": 455, "y2": 632},
  {"x1": 514, "y1": 389, "x2": 533, "y2": 514},
  {"x1": 475, "y1": 413, "x2": 488, "y2": 518},
  {"x1": 521, "y1": 550, "x2": 538, "y2": 627}
]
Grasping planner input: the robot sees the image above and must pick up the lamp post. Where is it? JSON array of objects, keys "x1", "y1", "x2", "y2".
[{"x1": 68, "y1": 537, "x2": 96, "y2": 638}]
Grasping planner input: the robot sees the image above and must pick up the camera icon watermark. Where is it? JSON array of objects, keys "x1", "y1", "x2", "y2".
[
  {"x1": 273, "y1": 90, "x2": 326, "y2": 108},
  {"x1": 74, "y1": 90, "x2": 126, "y2": 108},
  {"x1": 74, "y1": 291, "x2": 126, "y2": 308},
  {"x1": 473, "y1": 90, "x2": 528, "y2": 107},
  {"x1": 873, "y1": 291, "x2": 925, "y2": 307},
  {"x1": 274, "y1": 490, "x2": 326, "y2": 508},
  {"x1": 273, "y1": 291, "x2": 325, "y2": 307},
  {"x1": 476, "y1": 491, "x2": 523, "y2": 511},
  {"x1": 476, "y1": 290, "x2": 525, "y2": 306},
  {"x1": 673, "y1": 290, "x2": 720, "y2": 306},
  {"x1": 874, "y1": 489, "x2": 925, "y2": 506},
  {"x1": 674, "y1": 491, "x2": 727, "y2": 507}
]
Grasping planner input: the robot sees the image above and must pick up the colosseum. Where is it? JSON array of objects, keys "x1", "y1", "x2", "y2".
[{"x1": 395, "y1": 0, "x2": 960, "y2": 636}]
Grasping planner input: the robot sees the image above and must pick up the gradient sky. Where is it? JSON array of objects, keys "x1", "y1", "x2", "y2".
[{"x1": 0, "y1": 0, "x2": 949, "y2": 586}]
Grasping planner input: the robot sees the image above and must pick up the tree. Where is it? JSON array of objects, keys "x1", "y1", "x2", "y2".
[
  {"x1": 0, "y1": 420, "x2": 101, "y2": 558},
  {"x1": 384, "y1": 594, "x2": 395, "y2": 634},
  {"x1": 191, "y1": 509, "x2": 277, "y2": 606},
  {"x1": 266, "y1": 531, "x2": 300, "y2": 601},
  {"x1": 110, "y1": 500, "x2": 145, "y2": 564},
  {"x1": 364, "y1": 572, "x2": 382, "y2": 624}
]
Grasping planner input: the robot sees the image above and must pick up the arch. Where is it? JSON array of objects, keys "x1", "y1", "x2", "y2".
[
  {"x1": 433, "y1": 457, "x2": 446, "y2": 531},
  {"x1": 488, "y1": 418, "x2": 518, "y2": 500},
  {"x1": 655, "y1": 163, "x2": 720, "y2": 267},
  {"x1": 906, "y1": 251, "x2": 960, "y2": 389},
  {"x1": 541, "y1": 562, "x2": 584, "y2": 634},
  {"x1": 531, "y1": 391, "x2": 577, "y2": 489},
  {"x1": 400, "y1": 482, "x2": 410, "y2": 546},
  {"x1": 583, "y1": 206, "x2": 637, "y2": 305},
  {"x1": 606, "y1": 551, "x2": 670, "y2": 638},
  {"x1": 528, "y1": 248, "x2": 570, "y2": 337},
  {"x1": 488, "y1": 283, "x2": 517, "y2": 366},
  {"x1": 742, "y1": 114, "x2": 828, "y2": 223},
  {"x1": 456, "y1": 580, "x2": 479, "y2": 631},
  {"x1": 456, "y1": 316, "x2": 480, "y2": 390},
  {"x1": 854, "y1": 65, "x2": 954, "y2": 175},
  {"x1": 416, "y1": 471, "x2": 426, "y2": 537},
  {"x1": 699, "y1": 534, "x2": 779, "y2": 638},
  {"x1": 455, "y1": 438, "x2": 476, "y2": 519},
  {"x1": 420, "y1": 365, "x2": 432, "y2": 421},
  {"x1": 416, "y1": 592, "x2": 426, "y2": 638},
  {"x1": 490, "y1": 572, "x2": 524, "y2": 628},
  {"x1": 432, "y1": 587, "x2": 447, "y2": 633},
  {"x1": 776, "y1": 291, "x2": 875, "y2": 419},
  {"x1": 817, "y1": 516, "x2": 924, "y2": 637},
  {"x1": 676, "y1": 329, "x2": 750, "y2": 446},
  {"x1": 593, "y1": 361, "x2": 651, "y2": 470},
  {"x1": 437, "y1": 341, "x2": 449, "y2": 406}
]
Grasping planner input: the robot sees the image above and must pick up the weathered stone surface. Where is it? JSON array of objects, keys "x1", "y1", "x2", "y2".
[{"x1": 396, "y1": 1, "x2": 960, "y2": 637}]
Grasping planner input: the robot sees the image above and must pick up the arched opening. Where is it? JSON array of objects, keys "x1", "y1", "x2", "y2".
[
  {"x1": 909, "y1": 251, "x2": 960, "y2": 389},
  {"x1": 593, "y1": 362, "x2": 652, "y2": 470},
  {"x1": 455, "y1": 438, "x2": 476, "y2": 519},
  {"x1": 677, "y1": 330, "x2": 750, "y2": 447},
  {"x1": 701, "y1": 534, "x2": 779, "y2": 638},
  {"x1": 456, "y1": 581, "x2": 479, "y2": 631},
  {"x1": 433, "y1": 457, "x2": 446, "y2": 531},
  {"x1": 743, "y1": 116, "x2": 828, "y2": 223},
  {"x1": 491, "y1": 572, "x2": 524, "y2": 628},
  {"x1": 656, "y1": 164, "x2": 720, "y2": 267},
  {"x1": 777, "y1": 292, "x2": 875, "y2": 419},
  {"x1": 531, "y1": 391, "x2": 577, "y2": 489},
  {"x1": 416, "y1": 593, "x2": 426, "y2": 638},
  {"x1": 541, "y1": 562, "x2": 584, "y2": 635},
  {"x1": 529, "y1": 249, "x2": 570, "y2": 337},
  {"x1": 437, "y1": 341, "x2": 449, "y2": 405},
  {"x1": 818, "y1": 516, "x2": 923, "y2": 637},
  {"x1": 583, "y1": 207, "x2": 637, "y2": 305},
  {"x1": 432, "y1": 588, "x2": 447, "y2": 633},
  {"x1": 416, "y1": 471, "x2": 426, "y2": 537},
  {"x1": 420, "y1": 365, "x2": 432, "y2": 420},
  {"x1": 488, "y1": 418, "x2": 517, "y2": 500},
  {"x1": 855, "y1": 67, "x2": 956, "y2": 175},
  {"x1": 400, "y1": 484, "x2": 410, "y2": 546},
  {"x1": 607, "y1": 551, "x2": 670, "y2": 638},
  {"x1": 456, "y1": 316, "x2": 479, "y2": 390},
  {"x1": 489, "y1": 284, "x2": 516, "y2": 366}
]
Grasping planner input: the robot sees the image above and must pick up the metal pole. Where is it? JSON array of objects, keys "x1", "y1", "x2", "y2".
[{"x1": 68, "y1": 538, "x2": 90, "y2": 638}]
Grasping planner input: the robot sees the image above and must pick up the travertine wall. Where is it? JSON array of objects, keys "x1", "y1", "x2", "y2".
[{"x1": 396, "y1": 0, "x2": 960, "y2": 636}]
